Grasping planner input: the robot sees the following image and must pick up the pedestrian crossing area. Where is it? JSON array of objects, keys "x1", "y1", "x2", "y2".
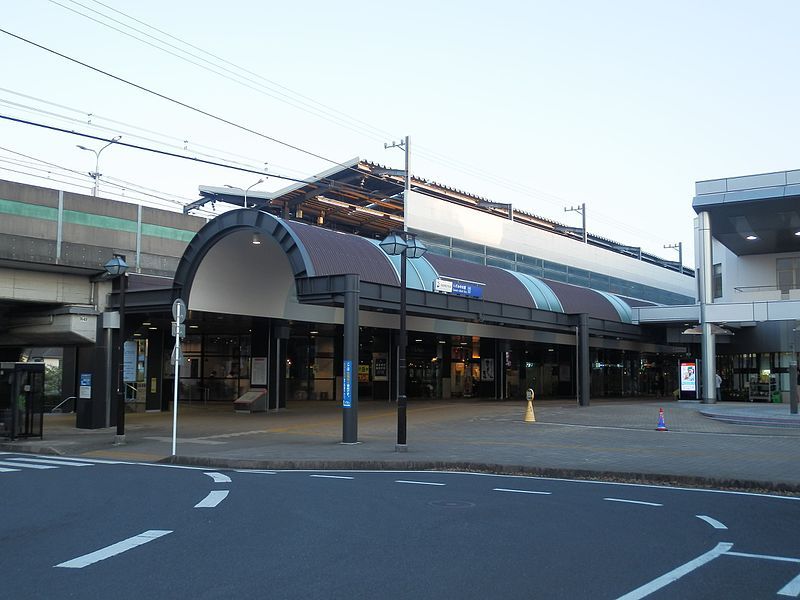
[{"x1": 0, "y1": 454, "x2": 120, "y2": 473}]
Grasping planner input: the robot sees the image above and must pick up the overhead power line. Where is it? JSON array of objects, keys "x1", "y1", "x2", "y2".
[
  {"x1": 0, "y1": 27, "x2": 395, "y2": 191},
  {"x1": 0, "y1": 113, "x2": 407, "y2": 208},
  {"x1": 53, "y1": 0, "x2": 393, "y2": 144}
]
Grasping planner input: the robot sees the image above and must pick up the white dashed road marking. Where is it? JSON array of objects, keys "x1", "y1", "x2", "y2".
[
  {"x1": 493, "y1": 488, "x2": 551, "y2": 495},
  {"x1": 234, "y1": 470, "x2": 277, "y2": 474},
  {"x1": 310, "y1": 474, "x2": 354, "y2": 480},
  {"x1": 55, "y1": 530, "x2": 172, "y2": 569},
  {"x1": 194, "y1": 490, "x2": 229, "y2": 508},
  {"x1": 204, "y1": 472, "x2": 231, "y2": 483},
  {"x1": 604, "y1": 498, "x2": 663, "y2": 507},
  {"x1": 696, "y1": 515, "x2": 727, "y2": 530},
  {"x1": 0, "y1": 467, "x2": 20, "y2": 472},
  {"x1": 395, "y1": 480, "x2": 446, "y2": 486},
  {"x1": 8, "y1": 457, "x2": 94, "y2": 467},
  {"x1": 0, "y1": 460, "x2": 56, "y2": 470}
]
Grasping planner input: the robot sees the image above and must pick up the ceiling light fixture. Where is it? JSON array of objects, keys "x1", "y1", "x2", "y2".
[{"x1": 746, "y1": 235, "x2": 758, "y2": 241}]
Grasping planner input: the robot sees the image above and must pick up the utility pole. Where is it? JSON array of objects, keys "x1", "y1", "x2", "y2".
[
  {"x1": 564, "y1": 203, "x2": 587, "y2": 243},
  {"x1": 664, "y1": 242, "x2": 684, "y2": 274},
  {"x1": 384, "y1": 135, "x2": 409, "y2": 232}
]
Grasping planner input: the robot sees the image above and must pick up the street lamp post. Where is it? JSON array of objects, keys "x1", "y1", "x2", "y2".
[
  {"x1": 104, "y1": 254, "x2": 129, "y2": 444},
  {"x1": 244, "y1": 178, "x2": 265, "y2": 208},
  {"x1": 77, "y1": 136, "x2": 120, "y2": 197},
  {"x1": 225, "y1": 178, "x2": 265, "y2": 208},
  {"x1": 379, "y1": 230, "x2": 427, "y2": 451}
]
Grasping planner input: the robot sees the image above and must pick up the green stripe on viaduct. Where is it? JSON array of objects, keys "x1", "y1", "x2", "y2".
[{"x1": 0, "y1": 198, "x2": 196, "y2": 242}]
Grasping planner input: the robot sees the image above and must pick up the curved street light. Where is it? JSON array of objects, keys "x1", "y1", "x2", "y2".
[
  {"x1": 77, "y1": 136, "x2": 121, "y2": 197},
  {"x1": 379, "y1": 230, "x2": 427, "y2": 451},
  {"x1": 103, "y1": 254, "x2": 129, "y2": 444}
]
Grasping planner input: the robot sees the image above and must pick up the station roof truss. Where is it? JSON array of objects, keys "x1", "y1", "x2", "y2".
[{"x1": 191, "y1": 160, "x2": 693, "y2": 276}]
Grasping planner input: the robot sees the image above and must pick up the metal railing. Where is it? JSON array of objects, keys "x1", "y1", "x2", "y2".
[{"x1": 50, "y1": 396, "x2": 76, "y2": 413}]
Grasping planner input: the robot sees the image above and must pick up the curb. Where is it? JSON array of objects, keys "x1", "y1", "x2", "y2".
[
  {"x1": 699, "y1": 410, "x2": 800, "y2": 428},
  {"x1": 162, "y1": 455, "x2": 800, "y2": 496}
]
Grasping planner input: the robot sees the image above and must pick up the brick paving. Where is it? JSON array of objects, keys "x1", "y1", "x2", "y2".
[{"x1": 3, "y1": 399, "x2": 800, "y2": 492}]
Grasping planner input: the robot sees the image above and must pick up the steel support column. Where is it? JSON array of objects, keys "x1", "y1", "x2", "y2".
[
  {"x1": 578, "y1": 313, "x2": 590, "y2": 407},
  {"x1": 697, "y1": 211, "x2": 716, "y2": 403},
  {"x1": 342, "y1": 274, "x2": 360, "y2": 444}
]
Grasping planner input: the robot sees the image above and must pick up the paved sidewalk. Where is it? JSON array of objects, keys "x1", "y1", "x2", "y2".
[{"x1": 3, "y1": 399, "x2": 800, "y2": 493}]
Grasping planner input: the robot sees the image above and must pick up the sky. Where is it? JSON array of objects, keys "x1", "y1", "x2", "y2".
[{"x1": 2, "y1": 0, "x2": 800, "y2": 268}]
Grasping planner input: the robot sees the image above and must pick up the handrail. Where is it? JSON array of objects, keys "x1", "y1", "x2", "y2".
[{"x1": 50, "y1": 396, "x2": 76, "y2": 413}]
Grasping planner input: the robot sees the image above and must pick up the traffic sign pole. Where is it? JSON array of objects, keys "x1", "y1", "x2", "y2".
[{"x1": 171, "y1": 299, "x2": 184, "y2": 456}]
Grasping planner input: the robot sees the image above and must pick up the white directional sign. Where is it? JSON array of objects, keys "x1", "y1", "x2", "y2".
[{"x1": 171, "y1": 298, "x2": 187, "y2": 323}]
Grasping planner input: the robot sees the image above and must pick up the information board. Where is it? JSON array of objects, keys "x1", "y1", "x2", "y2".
[
  {"x1": 343, "y1": 360, "x2": 352, "y2": 408},
  {"x1": 680, "y1": 361, "x2": 696, "y2": 392}
]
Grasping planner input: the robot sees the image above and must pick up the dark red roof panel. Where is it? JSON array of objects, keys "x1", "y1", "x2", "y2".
[
  {"x1": 285, "y1": 221, "x2": 398, "y2": 285},
  {"x1": 424, "y1": 254, "x2": 535, "y2": 308},
  {"x1": 542, "y1": 279, "x2": 620, "y2": 320}
]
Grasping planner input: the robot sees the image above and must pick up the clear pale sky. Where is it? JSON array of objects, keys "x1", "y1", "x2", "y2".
[{"x1": 2, "y1": 1, "x2": 799, "y2": 267}]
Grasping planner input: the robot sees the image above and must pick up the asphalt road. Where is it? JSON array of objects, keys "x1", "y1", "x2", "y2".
[{"x1": 1, "y1": 452, "x2": 799, "y2": 599}]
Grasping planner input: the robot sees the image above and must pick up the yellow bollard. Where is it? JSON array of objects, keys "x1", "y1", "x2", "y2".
[{"x1": 524, "y1": 388, "x2": 536, "y2": 422}]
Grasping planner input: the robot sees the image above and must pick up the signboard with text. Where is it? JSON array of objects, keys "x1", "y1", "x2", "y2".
[
  {"x1": 434, "y1": 278, "x2": 484, "y2": 299},
  {"x1": 343, "y1": 360, "x2": 352, "y2": 408}
]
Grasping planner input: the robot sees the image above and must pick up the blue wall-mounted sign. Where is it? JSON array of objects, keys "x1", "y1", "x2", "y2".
[
  {"x1": 343, "y1": 360, "x2": 352, "y2": 408},
  {"x1": 434, "y1": 277, "x2": 484, "y2": 299}
]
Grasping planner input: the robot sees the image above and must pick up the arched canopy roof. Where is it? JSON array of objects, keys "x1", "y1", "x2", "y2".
[{"x1": 173, "y1": 209, "x2": 656, "y2": 324}]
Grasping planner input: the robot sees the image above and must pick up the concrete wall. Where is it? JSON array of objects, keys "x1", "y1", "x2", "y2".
[
  {"x1": 406, "y1": 191, "x2": 695, "y2": 299},
  {"x1": 714, "y1": 239, "x2": 800, "y2": 302},
  {"x1": 0, "y1": 179, "x2": 205, "y2": 277}
]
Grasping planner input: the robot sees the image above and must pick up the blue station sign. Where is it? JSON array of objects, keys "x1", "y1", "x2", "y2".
[
  {"x1": 343, "y1": 360, "x2": 352, "y2": 408},
  {"x1": 434, "y1": 277, "x2": 484, "y2": 299}
]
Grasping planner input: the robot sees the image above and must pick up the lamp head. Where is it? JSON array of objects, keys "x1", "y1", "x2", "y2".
[
  {"x1": 379, "y1": 232, "x2": 408, "y2": 256},
  {"x1": 104, "y1": 255, "x2": 129, "y2": 277},
  {"x1": 406, "y1": 236, "x2": 428, "y2": 259}
]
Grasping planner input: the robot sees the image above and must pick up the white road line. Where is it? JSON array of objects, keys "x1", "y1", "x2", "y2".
[
  {"x1": 695, "y1": 515, "x2": 727, "y2": 530},
  {"x1": 395, "y1": 480, "x2": 445, "y2": 486},
  {"x1": 616, "y1": 542, "x2": 733, "y2": 600},
  {"x1": 310, "y1": 474, "x2": 354, "y2": 480},
  {"x1": 0, "y1": 467, "x2": 20, "y2": 472},
  {"x1": 234, "y1": 470, "x2": 277, "y2": 474},
  {"x1": 726, "y1": 551, "x2": 800, "y2": 564},
  {"x1": 41, "y1": 457, "x2": 123, "y2": 465},
  {"x1": 204, "y1": 472, "x2": 231, "y2": 483},
  {"x1": 604, "y1": 498, "x2": 663, "y2": 507},
  {"x1": 194, "y1": 490, "x2": 230, "y2": 508},
  {"x1": 0, "y1": 460, "x2": 56, "y2": 470},
  {"x1": 778, "y1": 572, "x2": 800, "y2": 597},
  {"x1": 8, "y1": 457, "x2": 93, "y2": 467},
  {"x1": 54, "y1": 530, "x2": 172, "y2": 569},
  {"x1": 493, "y1": 488, "x2": 551, "y2": 495}
]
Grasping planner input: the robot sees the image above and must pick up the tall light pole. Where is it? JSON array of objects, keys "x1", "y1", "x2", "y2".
[
  {"x1": 77, "y1": 136, "x2": 120, "y2": 197},
  {"x1": 226, "y1": 178, "x2": 265, "y2": 208},
  {"x1": 104, "y1": 254, "x2": 128, "y2": 444},
  {"x1": 244, "y1": 178, "x2": 265, "y2": 208},
  {"x1": 380, "y1": 230, "x2": 427, "y2": 451}
]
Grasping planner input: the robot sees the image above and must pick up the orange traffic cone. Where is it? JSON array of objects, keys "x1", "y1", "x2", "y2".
[{"x1": 655, "y1": 407, "x2": 668, "y2": 431}]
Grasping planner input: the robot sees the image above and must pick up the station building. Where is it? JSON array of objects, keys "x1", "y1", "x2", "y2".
[
  {"x1": 154, "y1": 159, "x2": 695, "y2": 415},
  {"x1": 1, "y1": 159, "x2": 728, "y2": 433}
]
